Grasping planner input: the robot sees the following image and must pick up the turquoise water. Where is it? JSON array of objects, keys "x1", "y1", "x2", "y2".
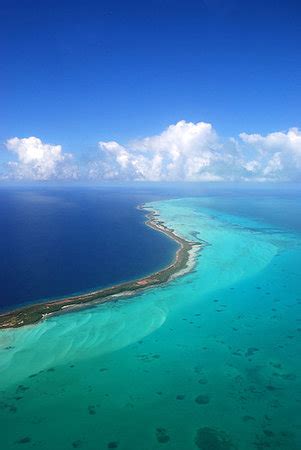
[{"x1": 1, "y1": 195, "x2": 300, "y2": 449}]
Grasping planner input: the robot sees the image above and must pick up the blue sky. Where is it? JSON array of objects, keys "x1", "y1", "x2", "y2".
[{"x1": 1, "y1": 0, "x2": 301, "y2": 182}]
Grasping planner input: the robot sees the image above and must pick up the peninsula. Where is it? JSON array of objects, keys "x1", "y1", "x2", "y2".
[{"x1": 0, "y1": 206, "x2": 202, "y2": 329}]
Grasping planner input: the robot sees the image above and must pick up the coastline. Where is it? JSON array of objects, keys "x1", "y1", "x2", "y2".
[{"x1": 0, "y1": 205, "x2": 202, "y2": 329}]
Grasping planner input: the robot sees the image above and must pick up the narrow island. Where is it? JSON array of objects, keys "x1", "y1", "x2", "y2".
[{"x1": 0, "y1": 205, "x2": 202, "y2": 329}]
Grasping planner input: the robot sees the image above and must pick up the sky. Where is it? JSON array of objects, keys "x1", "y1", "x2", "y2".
[{"x1": 1, "y1": 0, "x2": 301, "y2": 182}]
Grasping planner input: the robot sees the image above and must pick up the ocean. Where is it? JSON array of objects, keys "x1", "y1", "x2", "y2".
[
  {"x1": 0, "y1": 186, "x2": 177, "y2": 310},
  {"x1": 0, "y1": 184, "x2": 300, "y2": 450}
]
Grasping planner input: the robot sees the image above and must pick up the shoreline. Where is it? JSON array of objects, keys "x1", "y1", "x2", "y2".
[{"x1": 0, "y1": 205, "x2": 202, "y2": 329}]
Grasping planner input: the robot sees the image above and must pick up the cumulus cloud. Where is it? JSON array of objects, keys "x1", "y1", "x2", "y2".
[
  {"x1": 90, "y1": 120, "x2": 240, "y2": 181},
  {"x1": 240, "y1": 127, "x2": 301, "y2": 180},
  {"x1": 89, "y1": 121, "x2": 301, "y2": 182},
  {"x1": 4, "y1": 136, "x2": 78, "y2": 180},
  {"x1": 3, "y1": 122, "x2": 301, "y2": 182}
]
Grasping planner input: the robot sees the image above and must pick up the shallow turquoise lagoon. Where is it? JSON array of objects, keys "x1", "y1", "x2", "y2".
[{"x1": 1, "y1": 196, "x2": 300, "y2": 449}]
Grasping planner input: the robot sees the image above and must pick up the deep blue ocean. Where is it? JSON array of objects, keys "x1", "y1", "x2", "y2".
[{"x1": 0, "y1": 185, "x2": 179, "y2": 310}]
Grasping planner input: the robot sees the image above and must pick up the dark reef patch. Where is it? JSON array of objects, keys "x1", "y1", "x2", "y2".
[
  {"x1": 88, "y1": 405, "x2": 96, "y2": 415},
  {"x1": 137, "y1": 353, "x2": 161, "y2": 363},
  {"x1": 254, "y1": 429, "x2": 297, "y2": 450},
  {"x1": 16, "y1": 437, "x2": 31, "y2": 444},
  {"x1": 245, "y1": 347, "x2": 259, "y2": 358},
  {"x1": 16, "y1": 385, "x2": 30, "y2": 393},
  {"x1": 195, "y1": 427, "x2": 235, "y2": 450},
  {"x1": 107, "y1": 441, "x2": 119, "y2": 448},
  {"x1": 242, "y1": 415, "x2": 255, "y2": 422},
  {"x1": 156, "y1": 428, "x2": 170, "y2": 444},
  {"x1": 195, "y1": 394, "x2": 210, "y2": 405},
  {"x1": 28, "y1": 373, "x2": 38, "y2": 378}
]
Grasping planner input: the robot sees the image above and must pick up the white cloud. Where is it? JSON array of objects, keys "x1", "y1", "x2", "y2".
[
  {"x1": 240, "y1": 127, "x2": 301, "y2": 180},
  {"x1": 3, "y1": 123, "x2": 301, "y2": 182},
  {"x1": 91, "y1": 122, "x2": 301, "y2": 182},
  {"x1": 4, "y1": 136, "x2": 78, "y2": 180},
  {"x1": 93, "y1": 120, "x2": 241, "y2": 181}
]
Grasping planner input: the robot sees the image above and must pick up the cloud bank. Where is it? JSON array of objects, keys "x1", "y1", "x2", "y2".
[
  {"x1": 90, "y1": 121, "x2": 301, "y2": 182},
  {"x1": 2, "y1": 121, "x2": 301, "y2": 181}
]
